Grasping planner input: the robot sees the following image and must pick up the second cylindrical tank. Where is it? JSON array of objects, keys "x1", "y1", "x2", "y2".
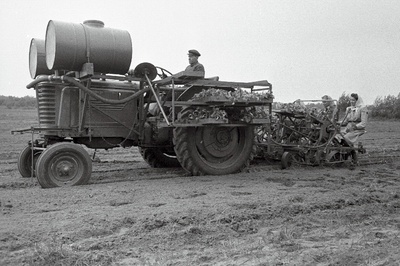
[{"x1": 29, "y1": 38, "x2": 53, "y2": 79}]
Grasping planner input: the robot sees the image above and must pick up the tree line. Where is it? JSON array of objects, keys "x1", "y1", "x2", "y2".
[
  {"x1": 0, "y1": 95, "x2": 37, "y2": 109},
  {"x1": 1, "y1": 93, "x2": 400, "y2": 119},
  {"x1": 337, "y1": 92, "x2": 400, "y2": 119}
]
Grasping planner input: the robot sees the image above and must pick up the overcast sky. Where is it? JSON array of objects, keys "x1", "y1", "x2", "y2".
[{"x1": 1, "y1": 0, "x2": 399, "y2": 105}]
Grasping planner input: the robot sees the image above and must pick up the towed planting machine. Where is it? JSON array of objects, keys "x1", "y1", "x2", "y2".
[
  {"x1": 13, "y1": 20, "x2": 274, "y2": 188},
  {"x1": 256, "y1": 100, "x2": 366, "y2": 169}
]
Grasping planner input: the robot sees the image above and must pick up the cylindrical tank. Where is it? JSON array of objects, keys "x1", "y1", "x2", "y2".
[
  {"x1": 45, "y1": 20, "x2": 132, "y2": 74},
  {"x1": 29, "y1": 38, "x2": 53, "y2": 79}
]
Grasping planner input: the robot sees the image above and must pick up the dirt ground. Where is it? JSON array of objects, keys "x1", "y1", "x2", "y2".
[{"x1": 1, "y1": 107, "x2": 400, "y2": 266}]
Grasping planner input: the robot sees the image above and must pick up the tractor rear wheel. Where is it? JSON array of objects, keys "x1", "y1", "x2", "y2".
[
  {"x1": 139, "y1": 147, "x2": 181, "y2": 168},
  {"x1": 18, "y1": 145, "x2": 42, "y2": 178},
  {"x1": 35, "y1": 143, "x2": 92, "y2": 188},
  {"x1": 173, "y1": 107, "x2": 256, "y2": 176}
]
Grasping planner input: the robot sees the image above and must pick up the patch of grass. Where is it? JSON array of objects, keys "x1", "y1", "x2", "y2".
[
  {"x1": 0, "y1": 181, "x2": 37, "y2": 189},
  {"x1": 26, "y1": 236, "x2": 115, "y2": 266},
  {"x1": 288, "y1": 195, "x2": 304, "y2": 203},
  {"x1": 310, "y1": 249, "x2": 333, "y2": 264},
  {"x1": 109, "y1": 199, "x2": 132, "y2": 206}
]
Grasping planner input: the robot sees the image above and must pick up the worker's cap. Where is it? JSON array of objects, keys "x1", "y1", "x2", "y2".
[{"x1": 188, "y1": 49, "x2": 201, "y2": 57}]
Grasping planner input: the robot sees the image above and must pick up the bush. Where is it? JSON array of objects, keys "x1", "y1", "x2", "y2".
[
  {"x1": 337, "y1": 92, "x2": 351, "y2": 115},
  {"x1": 336, "y1": 92, "x2": 400, "y2": 120},
  {"x1": 370, "y1": 93, "x2": 400, "y2": 119}
]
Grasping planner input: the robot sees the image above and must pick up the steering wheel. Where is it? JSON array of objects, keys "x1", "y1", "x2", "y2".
[{"x1": 155, "y1": 66, "x2": 173, "y2": 79}]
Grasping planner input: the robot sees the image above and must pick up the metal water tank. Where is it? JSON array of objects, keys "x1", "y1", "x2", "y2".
[
  {"x1": 45, "y1": 20, "x2": 132, "y2": 74},
  {"x1": 29, "y1": 38, "x2": 53, "y2": 79}
]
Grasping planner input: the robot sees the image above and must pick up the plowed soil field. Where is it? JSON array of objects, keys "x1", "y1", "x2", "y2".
[{"x1": 1, "y1": 107, "x2": 400, "y2": 266}]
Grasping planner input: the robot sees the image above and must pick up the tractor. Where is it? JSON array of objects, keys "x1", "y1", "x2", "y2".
[{"x1": 13, "y1": 20, "x2": 273, "y2": 188}]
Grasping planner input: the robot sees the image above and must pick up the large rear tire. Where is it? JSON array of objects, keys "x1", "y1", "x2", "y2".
[
  {"x1": 18, "y1": 145, "x2": 42, "y2": 178},
  {"x1": 173, "y1": 108, "x2": 256, "y2": 175},
  {"x1": 35, "y1": 143, "x2": 92, "y2": 188},
  {"x1": 174, "y1": 126, "x2": 255, "y2": 175},
  {"x1": 139, "y1": 147, "x2": 181, "y2": 168}
]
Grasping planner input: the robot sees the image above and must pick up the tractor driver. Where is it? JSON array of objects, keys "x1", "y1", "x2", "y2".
[{"x1": 185, "y1": 49, "x2": 205, "y2": 78}]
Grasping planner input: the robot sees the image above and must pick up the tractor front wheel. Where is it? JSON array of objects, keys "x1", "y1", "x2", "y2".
[
  {"x1": 18, "y1": 145, "x2": 42, "y2": 178},
  {"x1": 35, "y1": 143, "x2": 92, "y2": 188}
]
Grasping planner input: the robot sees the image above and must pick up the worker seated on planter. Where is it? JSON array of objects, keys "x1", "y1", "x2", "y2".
[{"x1": 336, "y1": 93, "x2": 368, "y2": 148}]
